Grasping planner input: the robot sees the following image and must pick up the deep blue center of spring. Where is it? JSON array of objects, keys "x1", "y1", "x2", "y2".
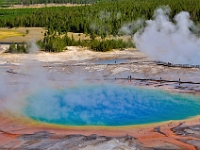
[{"x1": 24, "y1": 84, "x2": 200, "y2": 126}]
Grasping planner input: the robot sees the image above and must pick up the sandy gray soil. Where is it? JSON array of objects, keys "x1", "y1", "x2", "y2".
[{"x1": 2, "y1": 47, "x2": 200, "y2": 94}]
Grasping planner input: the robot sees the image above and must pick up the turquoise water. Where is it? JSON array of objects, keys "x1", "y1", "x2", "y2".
[{"x1": 24, "y1": 84, "x2": 200, "y2": 126}]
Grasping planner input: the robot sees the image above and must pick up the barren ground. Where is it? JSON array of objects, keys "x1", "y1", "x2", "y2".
[{"x1": 1, "y1": 3, "x2": 88, "y2": 9}]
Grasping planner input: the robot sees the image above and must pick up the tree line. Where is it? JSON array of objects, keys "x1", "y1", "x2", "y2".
[
  {"x1": 1, "y1": 0, "x2": 200, "y2": 52},
  {"x1": 0, "y1": 0, "x2": 200, "y2": 36},
  {"x1": 37, "y1": 33, "x2": 134, "y2": 52},
  {"x1": 7, "y1": 42, "x2": 29, "y2": 53}
]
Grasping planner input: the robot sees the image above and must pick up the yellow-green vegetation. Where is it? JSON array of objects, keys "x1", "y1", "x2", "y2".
[
  {"x1": 0, "y1": 30, "x2": 23, "y2": 40},
  {"x1": 0, "y1": 27, "x2": 45, "y2": 42}
]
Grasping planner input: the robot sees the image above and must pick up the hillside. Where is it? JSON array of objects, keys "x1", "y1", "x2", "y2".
[{"x1": 0, "y1": 0, "x2": 200, "y2": 52}]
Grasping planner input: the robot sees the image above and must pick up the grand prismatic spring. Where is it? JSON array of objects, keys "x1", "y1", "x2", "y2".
[
  {"x1": 2, "y1": 7, "x2": 200, "y2": 149},
  {"x1": 24, "y1": 84, "x2": 200, "y2": 126}
]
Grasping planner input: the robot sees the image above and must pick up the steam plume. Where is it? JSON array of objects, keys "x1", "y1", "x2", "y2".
[{"x1": 134, "y1": 6, "x2": 200, "y2": 65}]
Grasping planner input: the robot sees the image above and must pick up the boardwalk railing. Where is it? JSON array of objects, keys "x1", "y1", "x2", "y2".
[
  {"x1": 156, "y1": 61, "x2": 200, "y2": 68},
  {"x1": 115, "y1": 77, "x2": 200, "y2": 85}
]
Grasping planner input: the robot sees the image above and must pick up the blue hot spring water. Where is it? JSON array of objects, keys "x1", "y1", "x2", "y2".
[{"x1": 24, "y1": 84, "x2": 200, "y2": 126}]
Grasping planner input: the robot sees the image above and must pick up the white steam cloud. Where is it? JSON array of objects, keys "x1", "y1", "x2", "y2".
[
  {"x1": 134, "y1": 6, "x2": 200, "y2": 65},
  {"x1": 0, "y1": 43, "x2": 108, "y2": 118}
]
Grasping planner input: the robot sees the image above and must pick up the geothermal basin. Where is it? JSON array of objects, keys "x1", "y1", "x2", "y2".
[
  {"x1": 1, "y1": 48, "x2": 200, "y2": 149},
  {"x1": 24, "y1": 84, "x2": 200, "y2": 126}
]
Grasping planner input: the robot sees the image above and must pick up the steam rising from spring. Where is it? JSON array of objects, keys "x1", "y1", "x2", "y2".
[{"x1": 134, "y1": 7, "x2": 200, "y2": 65}]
